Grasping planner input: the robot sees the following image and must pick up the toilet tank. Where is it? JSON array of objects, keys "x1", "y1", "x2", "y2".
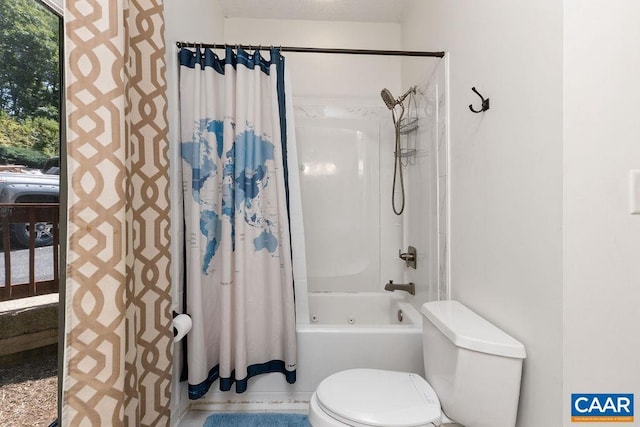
[{"x1": 421, "y1": 301, "x2": 526, "y2": 427}]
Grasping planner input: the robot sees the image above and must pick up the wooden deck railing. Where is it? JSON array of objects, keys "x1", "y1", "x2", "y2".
[{"x1": 0, "y1": 203, "x2": 59, "y2": 301}]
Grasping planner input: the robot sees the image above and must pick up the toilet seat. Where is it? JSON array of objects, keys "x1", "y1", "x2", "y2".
[{"x1": 313, "y1": 369, "x2": 441, "y2": 427}]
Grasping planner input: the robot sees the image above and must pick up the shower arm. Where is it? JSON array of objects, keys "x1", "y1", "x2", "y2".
[{"x1": 391, "y1": 87, "x2": 416, "y2": 124}]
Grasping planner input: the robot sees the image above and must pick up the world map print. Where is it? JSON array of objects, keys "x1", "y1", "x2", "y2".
[{"x1": 182, "y1": 119, "x2": 280, "y2": 273}]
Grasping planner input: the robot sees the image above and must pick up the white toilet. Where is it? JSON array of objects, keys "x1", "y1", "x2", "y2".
[{"x1": 309, "y1": 300, "x2": 527, "y2": 427}]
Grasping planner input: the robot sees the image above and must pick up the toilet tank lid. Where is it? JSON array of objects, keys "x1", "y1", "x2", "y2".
[{"x1": 421, "y1": 301, "x2": 527, "y2": 359}]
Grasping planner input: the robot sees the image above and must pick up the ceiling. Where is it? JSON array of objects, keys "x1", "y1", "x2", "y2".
[{"x1": 219, "y1": 0, "x2": 414, "y2": 23}]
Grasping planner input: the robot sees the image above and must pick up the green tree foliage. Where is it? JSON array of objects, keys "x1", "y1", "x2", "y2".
[
  {"x1": 0, "y1": 0, "x2": 60, "y2": 120},
  {"x1": 0, "y1": 144, "x2": 48, "y2": 168},
  {"x1": 0, "y1": 111, "x2": 59, "y2": 156},
  {"x1": 0, "y1": 0, "x2": 60, "y2": 165}
]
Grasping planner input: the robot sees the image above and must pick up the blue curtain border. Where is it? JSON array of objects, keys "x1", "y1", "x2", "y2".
[
  {"x1": 189, "y1": 361, "x2": 296, "y2": 399},
  {"x1": 274, "y1": 51, "x2": 291, "y2": 220}
]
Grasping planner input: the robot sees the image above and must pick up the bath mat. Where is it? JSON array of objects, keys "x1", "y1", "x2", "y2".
[{"x1": 203, "y1": 412, "x2": 310, "y2": 427}]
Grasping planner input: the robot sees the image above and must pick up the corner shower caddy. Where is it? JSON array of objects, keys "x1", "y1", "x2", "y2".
[{"x1": 396, "y1": 95, "x2": 419, "y2": 166}]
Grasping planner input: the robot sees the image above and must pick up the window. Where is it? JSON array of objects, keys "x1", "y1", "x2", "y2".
[
  {"x1": 0, "y1": 0, "x2": 62, "y2": 425},
  {"x1": 0, "y1": 0, "x2": 62, "y2": 283}
]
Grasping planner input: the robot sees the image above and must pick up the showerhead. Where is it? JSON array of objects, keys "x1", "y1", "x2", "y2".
[
  {"x1": 381, "y1": 86, "x2": 416, "y2": 110},
  {"x1": 380, "y1": 88, "x2": 397, "y2": 110}
]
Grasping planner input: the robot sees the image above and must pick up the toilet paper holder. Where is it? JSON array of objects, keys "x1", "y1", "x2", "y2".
[{"x1": 172, "y1": 311, "x2": 192, "y2": 342}]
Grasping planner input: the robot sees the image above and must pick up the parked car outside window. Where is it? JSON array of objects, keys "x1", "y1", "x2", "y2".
[{"x1": 0, "y1": 163, "x2": 59, "y2": 248}]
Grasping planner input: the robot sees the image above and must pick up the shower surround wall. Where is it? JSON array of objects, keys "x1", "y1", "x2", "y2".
[
  {"x1": 294, "y1": 101, "x2": 404, "y2": 294},
  {"x1": 294, "y1": 62, "x2": 449, "y2": 302}
]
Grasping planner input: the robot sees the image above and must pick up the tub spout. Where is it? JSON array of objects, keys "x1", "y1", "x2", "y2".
[{"x1": 384, "y1": 280, "x2": 415, "y2": 296}]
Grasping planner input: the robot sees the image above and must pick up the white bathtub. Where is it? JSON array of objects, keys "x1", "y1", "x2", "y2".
[
  {"x1": 307, "y1": 291, "x2": 422, "y2": 326},
  {"x1": 188, "y1": 292, "x2": 424, "y2": 413}
]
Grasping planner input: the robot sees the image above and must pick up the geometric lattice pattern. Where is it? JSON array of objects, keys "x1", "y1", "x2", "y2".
[{"x1": 63, "y1": 1, "x2": 172, "y2": 425}]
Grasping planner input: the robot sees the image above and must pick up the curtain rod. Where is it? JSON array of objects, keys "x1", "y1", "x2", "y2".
[{"x1": 176, "y1": 42, "x2": 445, "y2": 58}]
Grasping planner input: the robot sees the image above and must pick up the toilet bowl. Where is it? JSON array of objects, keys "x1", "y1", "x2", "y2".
[{"x1": 308, "y1": 301, "x2": 527, "y2": 427}]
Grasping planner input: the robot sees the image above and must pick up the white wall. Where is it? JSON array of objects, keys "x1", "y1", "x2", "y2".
[
  {"x1": 564, "y1": 1, "x2": 640, "y2": 424},
  {"x1": 224, "y1": 18, "x2": 402, "y2": 99},
  {"x1": 402, "y1": 1, "x2": 564, "y2": 426},
  {"x1": 163, "y1": 0, "x2": 225, "y2": 423}
]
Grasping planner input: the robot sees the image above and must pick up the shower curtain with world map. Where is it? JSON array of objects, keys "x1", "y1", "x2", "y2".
[{"x1": 179, "y1": 47, "x2": 296, "y2": 397}]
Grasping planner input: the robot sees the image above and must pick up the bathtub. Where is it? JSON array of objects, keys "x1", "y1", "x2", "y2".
[
  {"x1": 307, "y1": 291, "x2": 422, "y2": 326},
  {"x1": 188, "y1": 292, "x2": 424, "y2": 413}
]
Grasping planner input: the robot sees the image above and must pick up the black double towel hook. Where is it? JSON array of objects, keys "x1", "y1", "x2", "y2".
[{"x1": 469, "y1": 87, "x2": 490, "y2": 113}]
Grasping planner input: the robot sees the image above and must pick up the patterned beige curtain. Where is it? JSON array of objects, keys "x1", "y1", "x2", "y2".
[{"x1": 62, "y1": 1, "x2": 172, "y2": 426}]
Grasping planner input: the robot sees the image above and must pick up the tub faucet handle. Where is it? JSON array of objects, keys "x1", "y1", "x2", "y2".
[{"x1": 399, "y1": 246, "x2": 417, "y2": 269}]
